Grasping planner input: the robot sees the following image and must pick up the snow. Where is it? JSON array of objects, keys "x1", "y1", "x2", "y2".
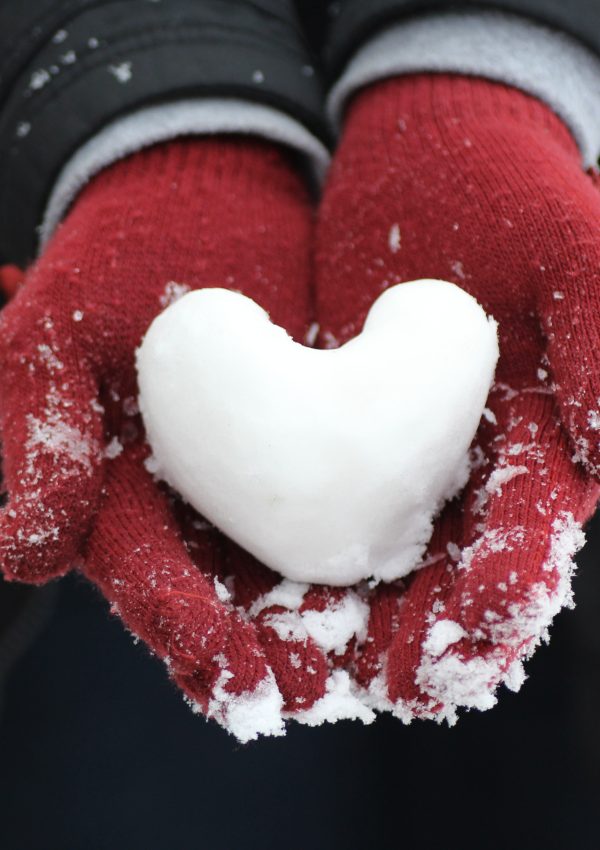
[
  {"x1": 416, "y1": 652, "x2": 500, "y2": 716},
  {"x1": 450, "y1": 260, "x2": 466, "y2": 280},
  {"x1": 301, "y1": 593, "x2": 369, "y2": 654},
  {"x1": 26, "y1": 414, "x2": 96, "y2": 475},
  {"x1": 213, "y1": 576, "x2": 231, "y2": 603},
  {"x1": 423, "y1": 620, "x2": 467, "y2": 656},
  {"x1": 388, "y1": 223, "x2": 401, "y2": 253},
  {"x1": 29, "y1": 69, "x2": 51, "y2": 90},
  {"x1": 109, "y1": 62, "x2": 132, "y2": 83},
  {"x1": 37, "y1": 344, "x2": 64, "y2": 371},
  {"x1": 446, "y1": 541, "x2": 461, "y2": 561},
  {"x1": 104, "y1": 436, "x2": 123, "y2": 459},
  {"x1": 160, "y1": 280, "x2": 190, "y2": 307},
  {"x1": 412, "y1": 512, "x2": 585, "y2": 724},
  {"x1": 321, "y1": 330, "x2": 339, "y2": 349},
  {"x1": 204, "y1": 664, "x2": 285, "y2": 744},
  {"x1": 304, "y1": 322, "x2": 319, "y2": 347},
  {"x1": 252, "y1": 580, "x2": 368, "y2": 656},
  {"x1": 2, "y1": 377, "x2": 102, "y2": 559},
  {"x1": 289, "y1": 652, "x2": 302, "y2": 669},
  {"x1": 485, "y1": 464, "x2": 529, "y2": 495},
  {"x1": 588, "y1": 409, "x2": 600, "y2": 430},
  {"x1": 292, "y1": 671, "x2": 376, "y2": 727},
  {"x1": 137, "y1": 280, "x2": 498, "y2": 586},
  {"x1": 20, "y1": 526, "x2": 60, "y2": 546},
  {"x1": 571, "y1": 433, "x2": 591, "y2": 467},
  {"x1": 180, "y1": 510, "x2": 584, "y2": 741},
  {"x1": 263, "y1": 611, "x2": 307, "y2": 642},
  {"x1": 251, "y1": 579, "x2": 305, "y2": 615}
]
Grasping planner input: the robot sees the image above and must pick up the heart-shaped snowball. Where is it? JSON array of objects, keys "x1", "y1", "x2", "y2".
[{"x1": 137, "y1": 280, "x2": 498, "y2": 586}]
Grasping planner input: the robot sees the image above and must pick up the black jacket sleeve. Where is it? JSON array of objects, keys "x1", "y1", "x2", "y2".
[
  {"x1": 0, "y1": 0, "x2": 328, "y2": 268},
  {"x1": 325, "y1": 0, "x2": 600, "y2": 81}
]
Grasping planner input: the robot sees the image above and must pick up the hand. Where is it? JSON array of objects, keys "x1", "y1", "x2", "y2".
[
  {"x1": 4, "y1": 76, "x2": 599, "y2": 738},
  {"x1": 314, "y1": 74, "x2": 600, "y2": 718},
  {"x1": 0, "y1": 138, "x2": 330, "y2": 739}
]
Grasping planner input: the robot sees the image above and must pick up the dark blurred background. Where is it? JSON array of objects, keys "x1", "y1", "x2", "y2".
[{"x1": 0, "y1": 509, "x2": 598, "y2": 850}]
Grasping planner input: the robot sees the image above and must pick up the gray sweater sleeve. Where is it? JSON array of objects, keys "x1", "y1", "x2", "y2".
[
  {"x1": 327, "y1": 8, "x2": 600, "y2": 169},
  {"x1": 325, "y1": 0, "x2": 600, "y2": 80}
]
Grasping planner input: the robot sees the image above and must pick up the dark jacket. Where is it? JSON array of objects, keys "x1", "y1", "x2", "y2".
[
  {"x1": 0, "y1": 0, "x2": 326, "y2": 268},
  {"x1": 1, "y1": 0, "x2": 600, "y2": 268}
]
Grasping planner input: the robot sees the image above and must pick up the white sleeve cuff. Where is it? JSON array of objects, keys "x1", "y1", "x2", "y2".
[
  {"x1": 40, "y1": 99, "x2": 331, "y2": 250},
  {"x1": 328, "y1": 10, "x2": 600, "y2": 168}
]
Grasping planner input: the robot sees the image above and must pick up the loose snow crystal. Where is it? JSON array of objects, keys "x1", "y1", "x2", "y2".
[
  {"x1": 137, "y1": 280, "x2": 498, "y2": 585},
  {"x1": 388, "y1": 223, "x2": 401, "y2": 253},
  {"x1": 423, "y1": 619, "x2": 468, "y2": 657},
  {"x1": 251, "y1": 581, "x2": 369, "y2": 656},
  {"x1": 109, "y1": 62, "x2": 132, "y2": 83},
  {"x1": 412, "y1": 512, "x2": 585, "y2": 725},
  {"x1": 202, "y1": 661, "x2": 285, "y2": 744},
  {"x1": 292, "y1": 671, "x2": 376, "y2": 727}
]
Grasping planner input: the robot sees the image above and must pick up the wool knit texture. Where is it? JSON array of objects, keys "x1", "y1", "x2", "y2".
[
  {"x1": 0, "y1": 265, "x2": 24, "y2": 300},
  {"x1": 315, "y1": 75, "x2": 600, "y2": 711},
  {"x1": 0, "y1": 138, "x2": 329, "y2": 718},
  {"x1": 2, "y1": 76, "x2": 600, "y2": 730}
]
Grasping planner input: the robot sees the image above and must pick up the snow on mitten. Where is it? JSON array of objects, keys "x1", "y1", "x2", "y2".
[
  {"x1": 315, "y1": 74, "x2": 600, "y2": 719},
  {"x1": 0, "y1": 138, "x2": 329, "y2": 739}
]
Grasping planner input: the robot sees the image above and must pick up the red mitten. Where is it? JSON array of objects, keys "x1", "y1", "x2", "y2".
[
  {"x1": 315, "y1": 75, "x2": 600, "y2": 719},
  {"x1": 0, "y1": 138, "x2": 329, "y2": 739},
  {"x1": 0, "y1": 265, "x2": 24, "y2": 300}
]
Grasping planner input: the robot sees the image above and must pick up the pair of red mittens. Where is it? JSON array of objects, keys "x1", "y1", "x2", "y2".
[{"x1": 1, "y1": 75, "x2": 599, "y2": 738}]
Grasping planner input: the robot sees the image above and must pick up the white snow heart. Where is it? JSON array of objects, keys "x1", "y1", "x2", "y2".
[{"x1": 137, "y1": 280, "x2": 498, "y2": 586}]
